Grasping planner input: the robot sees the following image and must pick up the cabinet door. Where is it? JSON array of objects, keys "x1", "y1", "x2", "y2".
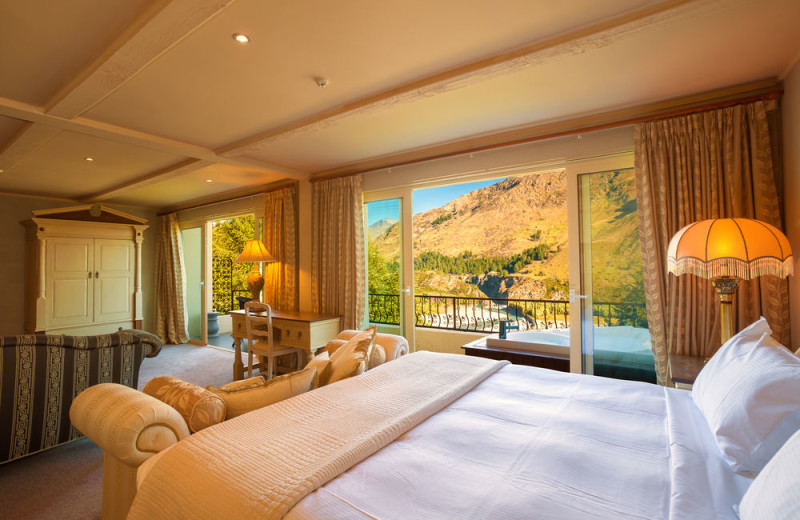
[
  {"x1": 94, "y1": 239, "x2": 134, "y2": 324},
  {"x1": 47, "y1": 237, "x2": 93, "y2": 329}
]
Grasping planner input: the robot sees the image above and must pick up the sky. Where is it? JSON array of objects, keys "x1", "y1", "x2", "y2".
[{"x1": 366, "y1": 178, "x2": 504, "y2": 226}]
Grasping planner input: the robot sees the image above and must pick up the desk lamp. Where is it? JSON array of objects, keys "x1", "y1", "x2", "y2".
[{"x1": 235, "y1": 239, "x2": 276, "y2": 303}]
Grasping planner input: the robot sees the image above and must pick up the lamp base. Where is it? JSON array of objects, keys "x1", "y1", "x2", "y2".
[
  {"x1": 247, "y1": 264, "x2": 265, "y2": 303},
  {"x1": 712, "y1": 276, "x2": 740, "y2": 346}
]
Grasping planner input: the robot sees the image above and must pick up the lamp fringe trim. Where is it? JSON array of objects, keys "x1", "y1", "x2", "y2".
[{"x1": 667, "y1": 256, "x2": 793, "y2": 280}]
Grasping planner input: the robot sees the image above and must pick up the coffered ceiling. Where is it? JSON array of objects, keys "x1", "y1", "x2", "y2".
[{"x1": 1, "y1": 0, "x2": 799, "y2": 209}]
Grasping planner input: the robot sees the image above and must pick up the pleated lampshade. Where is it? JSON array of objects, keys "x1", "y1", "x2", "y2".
[
  {"x1": 235, "y1": 239, "x2": 276, "y2": 303},
  {"x1": 235, "y1": 239, "x2": 276, "y2": 264},
  {"x1": 667, "y1": 218, "x2": 793, "y2": 280}
]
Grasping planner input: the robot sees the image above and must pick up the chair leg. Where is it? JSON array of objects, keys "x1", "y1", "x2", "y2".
[{"x1": 247, "y1": 346, "x2": 253, "y2": 378}]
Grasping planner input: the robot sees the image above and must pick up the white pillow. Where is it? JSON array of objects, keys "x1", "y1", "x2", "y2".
[
  {"x1": 738, "y1": 428, "x2": 800, "y2": 519},
  {"x1": 692, "y1": 317, "x2": 800, "y2": 475}
]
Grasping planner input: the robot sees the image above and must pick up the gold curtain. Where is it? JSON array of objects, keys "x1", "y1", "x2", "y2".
[
  {"x1": 311, "y1": 176, "x2": 366, "y2": 330},
  {"x1": 154, "y1": 213, "x2": 189, "y2": 344},
  {"x1": 262, "y1": 184, "x2": 298, "y2": 311},
  {"x1": 635, "y1": 99, "x2": 789, "y2": 385}
]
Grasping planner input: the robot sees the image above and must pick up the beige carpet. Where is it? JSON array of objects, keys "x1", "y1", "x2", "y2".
[{"x1": 0, "y1": 343, "x2": 246, "y2": 520}]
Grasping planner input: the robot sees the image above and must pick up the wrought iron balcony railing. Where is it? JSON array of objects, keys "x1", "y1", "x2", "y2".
[{"x1": 368, "y1": 293, "x2": 647, "y2": 332}]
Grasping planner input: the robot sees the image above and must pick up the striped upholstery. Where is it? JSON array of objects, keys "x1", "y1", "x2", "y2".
[{"x1": 0, "y1": 330, "x2": 161, "y2": 464}]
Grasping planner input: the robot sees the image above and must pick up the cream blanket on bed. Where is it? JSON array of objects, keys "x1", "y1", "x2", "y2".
[{"x1": 128, "y1": 351, "x2": 507, "y2": 520}]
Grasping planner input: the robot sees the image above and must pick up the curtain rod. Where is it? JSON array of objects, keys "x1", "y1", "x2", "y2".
[
  {"x1": 309, "y1": 88, "x2": 783, "y2": 183},
  {"x1": 156, "y1": 182, "x2": 296, "y2": 216}
]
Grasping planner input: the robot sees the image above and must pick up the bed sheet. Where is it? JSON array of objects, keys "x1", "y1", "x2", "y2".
[{"x1": 285, "y1": 365, "x2": 751, "y2": 520}]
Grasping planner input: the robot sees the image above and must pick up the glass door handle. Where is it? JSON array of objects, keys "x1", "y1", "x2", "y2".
[
  {"x1": 400, "y1": 287, "x2": 411, "y2": 294},
  {"x1": 569, "y1": 289, "x2": 588, "y2": 303}
]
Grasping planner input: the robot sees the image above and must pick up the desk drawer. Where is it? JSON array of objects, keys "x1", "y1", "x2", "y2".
[{"x1": 275, "y1": 321, "x2": 309, "y2": 348}]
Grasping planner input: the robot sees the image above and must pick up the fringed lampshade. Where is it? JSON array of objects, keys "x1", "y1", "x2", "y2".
[
  {"x1": 667, "y1": 218, "x2": 793, "y2": 345},
  {"x1": 235, "y1": 239, "x2": 276, "y2": 303}
]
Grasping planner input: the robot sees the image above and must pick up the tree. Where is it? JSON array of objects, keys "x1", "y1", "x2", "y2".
[
  {"x1": 211, "y1": 216, "x2": 255, "y2": 313},
  {"x1": 367, "y1": 242, "x2": 400, "y2": 294}
]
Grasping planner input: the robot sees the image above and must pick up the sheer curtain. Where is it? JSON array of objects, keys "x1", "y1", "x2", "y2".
[
  {"x1": 154, "y1": 213, "x2": 189, "y2": 344},
  {"x1": 262, "y1": 184, "x2": 298, "y2": 311},
  {"x1": 635, "y1": 99, "x2": 788, "y2": 385},
  {"x1": 311, "y1": 176, "x2": 366, "y2": 330}
]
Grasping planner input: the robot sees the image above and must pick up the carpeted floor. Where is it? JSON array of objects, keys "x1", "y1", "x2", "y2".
[{"x1": 0, "y1": 343, "x2": 246, "y2": 520}]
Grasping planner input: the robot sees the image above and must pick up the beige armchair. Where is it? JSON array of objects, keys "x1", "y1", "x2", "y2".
[{"x1": 334, "y1": 329, "x2": 409, "y2": 364}]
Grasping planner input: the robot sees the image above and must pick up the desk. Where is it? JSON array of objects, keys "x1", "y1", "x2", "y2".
[
  {"x1": 669, "y1": 354, "x2": 706, "y2": 390},
  {"x1": 230, "y1": 309, "x2": 340, "y2": 380}
]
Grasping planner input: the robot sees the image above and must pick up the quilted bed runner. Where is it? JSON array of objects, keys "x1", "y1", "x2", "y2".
[{"x1": 128, "y1": 351, "x2": 507, "y2": 519}]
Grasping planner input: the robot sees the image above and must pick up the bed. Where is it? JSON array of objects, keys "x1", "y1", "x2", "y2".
[{"x1": 73, "y1": 318, "x2": 800, "y2": 520}]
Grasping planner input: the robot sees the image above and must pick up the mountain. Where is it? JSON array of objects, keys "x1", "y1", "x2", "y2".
[
  {"x1": 368, "y1": 217, "x2": 398, "y2": 240},
  {"x1": 413, "y1": 172, "x2": 567, "y2": 260},
  {"x1": 368, "y1": 169, "x2": 642, "y2": 303}
]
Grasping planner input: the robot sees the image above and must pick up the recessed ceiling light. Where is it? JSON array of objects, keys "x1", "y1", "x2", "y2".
[
  {"x1": 0, "y1": 169, "x2": 4, "y2": 174},
  {"x1": 206, "y1": 179, "x2": 213, "y2": 183},
  {"x1": 232, "y1": 33, "x2": 250, "y2": 44},
  {"x1": 84, "y1": 157, "x2": 94, "y2": 162}
]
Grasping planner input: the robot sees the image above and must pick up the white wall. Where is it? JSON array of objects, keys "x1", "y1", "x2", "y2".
[
  {"x1": 783, "y1": 59, "x2": 800, "y2": 350},
  {"x1": 0, "y1": 195, "x2": 159, "y2": 336}
]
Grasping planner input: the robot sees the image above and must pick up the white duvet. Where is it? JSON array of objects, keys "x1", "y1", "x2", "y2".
[{"x1": 286, "y1": 364, "x2": 751, "y2": 520}]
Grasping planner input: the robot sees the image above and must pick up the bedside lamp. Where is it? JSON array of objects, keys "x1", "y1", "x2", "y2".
[
  {"x1": 667, "y1": 218, "x2": 792, "y2": 345},
  {"x1": 235, "y1": 239, "x2": 276, "y2": 303}
]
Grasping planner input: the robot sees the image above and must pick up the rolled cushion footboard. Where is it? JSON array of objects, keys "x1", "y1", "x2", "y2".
[{"x1": 70, "y1": 383, "x2": 190, "y2": 467}]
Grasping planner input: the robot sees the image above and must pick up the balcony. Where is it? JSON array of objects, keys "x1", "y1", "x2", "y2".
[{"x1": 369, "y1": 293, "x2": 647, "y2": 332}]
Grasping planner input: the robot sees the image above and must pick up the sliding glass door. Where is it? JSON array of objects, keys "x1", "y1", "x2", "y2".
[
  {"x1": 576, "y1": 169, "x2": 654, "y2": 382},
  {"x1": 363, "y1": 189, "x2": 414, "y2": 348},
  {"x1": 181, "y1": 225, "x2": 206, "y2": 345},
  {"x1": 361, "y1": 156, "x2": 655, "y2": 383}
]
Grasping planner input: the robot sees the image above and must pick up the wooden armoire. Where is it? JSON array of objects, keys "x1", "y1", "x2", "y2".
[{"x1": 23, "y1": 205, "x2": 148, "y2": 335}]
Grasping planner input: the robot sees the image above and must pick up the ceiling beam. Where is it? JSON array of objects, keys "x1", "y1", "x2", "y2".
[
  {"x1": 0, "y1": 96, "x2": 308, "y2": 180},
  {"x1": 47, "y1": 0, "x2": 237, "y2": 118},
  {"x1": 218, "y1": 0, "x2": 706, "y2": 158},
  {"x1": 0, "y1": 122, "x2": 61, "y2": 173},
  {"x1": 85, "y1": 158, "x2": 213, "y2": 202}
]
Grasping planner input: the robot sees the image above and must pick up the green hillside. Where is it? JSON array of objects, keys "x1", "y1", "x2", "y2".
[{"x1": 368, "y1": 169, "x2": 643, "y2": 305}]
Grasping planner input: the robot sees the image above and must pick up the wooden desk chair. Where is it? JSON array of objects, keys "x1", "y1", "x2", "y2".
[{"x1": 243, "y1": 302, "x2": 304, "y2": 379}]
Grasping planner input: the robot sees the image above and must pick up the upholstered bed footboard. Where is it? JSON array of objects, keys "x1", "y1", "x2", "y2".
[{"x1": 70, "y1": 382, "x2": 189, "y2": 520}]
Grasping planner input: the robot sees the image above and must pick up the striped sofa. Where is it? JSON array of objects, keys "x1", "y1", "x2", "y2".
[{"x1": 0, "y1": 330, "x2": 162, "y2": 464}]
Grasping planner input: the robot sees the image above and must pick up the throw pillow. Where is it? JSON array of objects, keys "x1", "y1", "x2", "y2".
[
  {"x1": 325, "y1": 339, "x2": 348, "y2": 355},
  {"x1": 369, "y1": 342, "x2": 386, "y2": 369},
  {"x1": 207, "y1": 367, "x2": 316, "y2": 419},
  {"x1": 692, "y1": 317, "x2": 800, "y2": 475},
  {"x1": 328, "y1": 326, "x2": 377, "y2": 384},
  {"x1": 143, "y1": 376, "x2": 226, "y2": 433},
  {"x1": 306, "y1": 351, "x2": 333, "y2": 388},
  {"x1": 217, "y1": 375, "x2": 268, "y2": 392}
]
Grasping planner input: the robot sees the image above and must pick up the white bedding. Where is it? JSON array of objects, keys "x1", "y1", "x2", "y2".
[{"x1": 286, "y1": 364, "x2": 751, "y2": 520}]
